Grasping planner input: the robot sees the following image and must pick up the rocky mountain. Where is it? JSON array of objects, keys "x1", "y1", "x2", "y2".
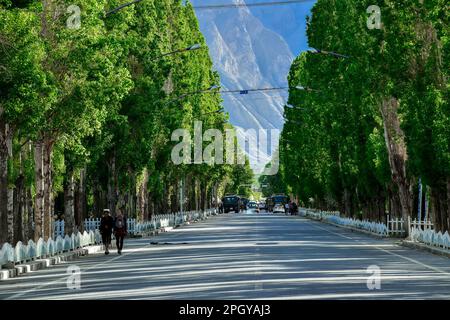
[{"x1": 192, "y1": 0, "x2": 302, "y2": 173}]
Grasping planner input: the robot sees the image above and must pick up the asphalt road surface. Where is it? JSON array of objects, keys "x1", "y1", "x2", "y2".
[{"x1": 1, "y1": 211, "x2": 450, "y2": 300}]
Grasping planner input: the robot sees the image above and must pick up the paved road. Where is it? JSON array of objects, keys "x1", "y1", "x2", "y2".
[{"x1": 1, "y1": 212, "x2": 450, "y2": 300}]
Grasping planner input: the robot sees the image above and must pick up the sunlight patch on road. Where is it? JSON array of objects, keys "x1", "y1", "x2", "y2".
[{"x1": 24, "y1": 273, "x2": 450, "y2": 300}]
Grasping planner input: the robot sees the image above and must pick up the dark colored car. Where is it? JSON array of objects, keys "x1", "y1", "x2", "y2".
[
  {"x1": 222, "y1": 195, "x2": 241, "y2": 213},
  {"x1": 248, "y1": 201, "x2": 259, "y2": 213}
]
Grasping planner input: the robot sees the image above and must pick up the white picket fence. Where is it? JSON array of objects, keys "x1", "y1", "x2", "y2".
[
  {"x1": 386, "y1": 216, "x2": 406, "y2": 236},
  {"x1": 84, "y1": 218, "x2": 100, "y2": 232},
  {"x1": 83, "y1": 218, "x2": 136, "y2": 234},
  {"x1": 83, "y1": 209, "x2": 217, "y2": 235},
  {"x1": 2, "y1": 209, "x2": 217, "y2": 269},
  {"x1": 54, "y1": 220, "x2": 65, "y2": 238},
  {"x1": 300, "y1": 208, "x2": 405, "y2": 237},
  {"x1": 409, "y1": 217, "x2": 434, "y2": 231},
  {"x1": 323, "y1": 214, "x2": 390, "y2": 237},
  {"x1": 302, "y1": 207, "x2": 450, "y2": 253},
  {"x1": 410, "y1": 227, "x2": 450, "y2": 250},
  {"x1": 0, "y1": 230, "x2": 102, "y2": 268},
  {"x1": 301, "y1": 209, "x2": 339, "y2": 221}
]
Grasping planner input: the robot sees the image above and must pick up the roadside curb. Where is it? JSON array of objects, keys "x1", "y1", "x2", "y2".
[
  {"x1": 400, "y1": 240, "x2": 450, "y2": 259},
  {"x1": 301, "y1": 214, "x2": 450, "y2": 258},
  {"x1": 0, "y1": 214, "x2": 213, "y2": 281},
  {"x1": 0, "y1": 247, "x2": 98, "y2": 281},
  {"x1": 323, "y1": 220, "x2": 387, "y2": 239},
  {"x1": 300, "y1": 215, "x2": 388, "y2": 239}
]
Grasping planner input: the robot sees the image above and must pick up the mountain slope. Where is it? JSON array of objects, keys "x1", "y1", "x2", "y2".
[{"x1": 192, "y1": 0, "x2": 294, "y2": 172}]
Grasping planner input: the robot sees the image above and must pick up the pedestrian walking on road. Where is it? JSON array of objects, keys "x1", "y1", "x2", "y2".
[
  {"x1": 100, "y1": 209, "x2": 114, "y2": 255},
  {"x1": 285, "y1": 202, "x2": 290, "y2": 215},
  {"x1": 291, "y1": 201, "x2": 298, "y2": 215},
  {"x1": 114, "y1": 209, "x2": 128, "y2": 255}
]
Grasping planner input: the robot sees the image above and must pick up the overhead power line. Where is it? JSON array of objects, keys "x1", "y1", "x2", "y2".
[
  {"x1": 175, "y1": 86, "x2": 315, "y2": 101},
  {"x1": 106, "y1": 0, "x2": 315, "y2": 16},
  {"x1": 193, "y1": 0, "x2": 315, "y2": 10},
  {"x1": 106, "y1": 0, "x2": 143, "y2": 16},
  {"x1": 220, "y1": 87, "x2": 290, "y2": 94}
]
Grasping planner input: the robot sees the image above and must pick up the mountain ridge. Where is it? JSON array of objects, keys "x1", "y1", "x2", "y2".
[{"x1": 191, "y1": 0, "x2": 296, "y2": 172}]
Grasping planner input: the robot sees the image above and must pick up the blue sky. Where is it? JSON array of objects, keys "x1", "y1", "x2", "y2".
[
  {"x1": 247, "y1": 0, "x2": 316, "y2": 55},
  {"x1": 190, "y1": 0, "x2": 317, "y2": 56}
]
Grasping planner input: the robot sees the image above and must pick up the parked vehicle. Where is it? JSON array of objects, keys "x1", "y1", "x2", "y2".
[
  {"x1": 273, "y1": 203, "x2": 285, "y2": 213},
  {"x1": 258, "y1": 202, "x2": 265, "y2": 210},
  {"x1": 267, "y1": 194, "x2": 289, "y2": 212},
  {"x1": 248, "y1": 201, "x2": 259, "y2": 213},
  {"x1": 222, "y1": 195, "x2": 241, "y2": 213}
]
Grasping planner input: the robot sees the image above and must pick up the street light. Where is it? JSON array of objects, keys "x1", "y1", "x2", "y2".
[
  {"x1": 284, "y1": 118, "x2": 302, "y2": 125},
  {"x1": 151, "y1": 43, "x2": 203, "y2": 61},
  {"x1": 308, "y1": 48, "x2": 350, "y2": 59},
  {"x1": 187, "y1": 43, "x2": 202, "y2": 51},
  {"x1": 104, "y1": 3, "x2": 203, "y2": 61},
  {"x1": 175, "y1": 85, "x2": 221, "y2": 101},
  {"x1": 294, "y1": 85, "x2": 321, "y2": 93},
  {"x1": 105, "y1": 0, "x2": 143, "y2": 17},
  {"x1": 200, "y1": 108, "x2": 225, "y2": 116},
  {"x1": 207, "y1": 85, "x2": 221, "y2": 91},
  {"x1": 285, "y1": 104, "x2": 308, "y2": 111}
]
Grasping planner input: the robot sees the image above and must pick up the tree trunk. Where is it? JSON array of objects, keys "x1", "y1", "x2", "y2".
[
  {"x1": 13, "y1": 175, "x2": 24, "y2": 244},
  {"x1": 64, "y1": 171, "x2": 75, "y2": 235},
  {"x1": 75, "y1": 167, "x2": 86, "y2": 230},
  {"x1": 378, "y1": 193, "x2": 386, "y2": 223},
  {"x1": 138, "y1": 169, "x2": 149, "y2": 221},
  {"x1": 7, "y1": 182, "x2": 13, "y2": 243},
  {"x1": 202, "y1": 181, "x2": 208, "y2": 211},
  {"x1": 171, "y1": 180, "x2": 179, "y2": 213},
  {"x1": 195, "y1": 178, "x2": 200, "y2": 211},
  {"x1": 13, "y1": 139, "x2": 24, "y2": 244},
  {"x1": 343, "y1": 188, "x2": 352, "y2": 217},
  {"x1": 430, "y1": 187, "x2": 443, "y2": 232},
  {"x1": 42, "y1": 136, "x2": 54, "y2": 240},
  {"x1": 380, "y1": 97, "x2": 413, "y2": 235},
  {"x1": 446, "y1": 178, "x2": 450, "y2": 232},
  {"x1": 129, "y1": 172, "x2": 136, "y2": 218},
  {"x1": 20, "y1": 142, "x2": 30, "y2": 241},
  {"x1": 92, "y1": 176, "x2": 104, "y2": 217},
  {"x1": 162, "y1": 184, "x2": 170, "y2": 214},
  {"x1": 6, "y1": 128, "x2": 13, "y2": 243},
  {"x1": 148, "y1": 193, "x2": 154, "y2": 218},
  {"x1": 7, "y1": 188, "x2": 13, "y2": 244},
  {"x1": 439, "y1": 190, "x2": 447, "y2": 232},
  {"x1": 107, "y1": 152, "x2": 117, "y2": 216},
  {"x1": 26, "y1": 186, "x2": 33, "y2": 240},
  {"x1": 0, "y1": 116, "x2": 11, "y2": 245},
  {"x1": 185, "y1": 174, "x2": 192, "y2": 211},
  {"x1": 34, "y1": 140, "x2": 44, "y2": 242}
]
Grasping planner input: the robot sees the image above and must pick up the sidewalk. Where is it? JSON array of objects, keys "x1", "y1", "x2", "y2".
[
  {"x1": 299, "y1": 212, "x2": 450, "y2": 259},
  {"x1": 0, "y1": 245, "x2": 103, "y2": 280},
  {"x1": 0, "y1": 212, "x2": 213, "y2": 281}
]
